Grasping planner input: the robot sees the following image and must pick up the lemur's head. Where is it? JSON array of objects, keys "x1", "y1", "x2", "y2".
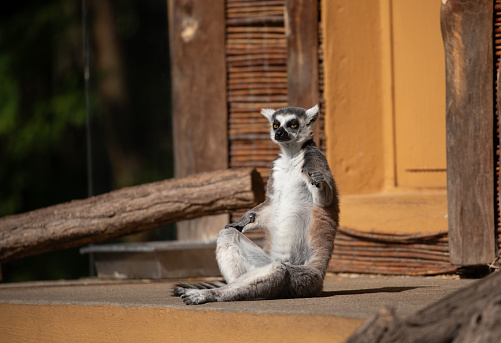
[{"x1": 261, "y1": 105, "x2": 319, "y2": 146}]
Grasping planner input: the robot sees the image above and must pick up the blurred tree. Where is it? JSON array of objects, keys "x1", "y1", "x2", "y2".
[
  {"x1": 0, "y1": 0, "x2": 174, "y2": 282},
  {"x1": 0, "y1": 1, "x2": 88, "y2": 216}
]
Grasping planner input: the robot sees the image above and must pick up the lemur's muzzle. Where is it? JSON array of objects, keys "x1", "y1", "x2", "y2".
[{"x1": 275, "y1": 127, "x2": 290, "y2": 142}]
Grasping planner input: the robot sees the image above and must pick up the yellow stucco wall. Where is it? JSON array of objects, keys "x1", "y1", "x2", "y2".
[
  {"x1": 392, "y1": 0, "x2": 446, "y2": 188},
  {"x1": 322, "y1": 0, "x2": 446, "y2": 195},
  {"x1": 322, "y1": 0, "x2": 388, "y2": 195}
]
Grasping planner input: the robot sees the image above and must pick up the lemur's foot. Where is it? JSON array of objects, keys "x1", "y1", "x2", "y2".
[
  {"x1": 308, "y1": 171, "x2": 324, "y2": 188},
  {"x1": 173, "y1": 286, "x2": 186, "y2": 296},
  {"x1": 181, "y1": 289, "x2": 210, "y2": 305}
]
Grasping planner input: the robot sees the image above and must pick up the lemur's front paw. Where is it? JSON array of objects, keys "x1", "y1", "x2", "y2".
[
  {"x1": 224, "y1": 212, "x2": 256, "y2": 232},
  {"x1": 224, "y1": 224, "x2": 241, "y2": 231},
  {"x1": 308, "y1": 171, "x2": 324, "y2": 188}
]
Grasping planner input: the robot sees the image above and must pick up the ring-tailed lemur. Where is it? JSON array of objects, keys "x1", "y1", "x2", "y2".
[{"x1": 174, "y1": 104, "x2": 339, "y2": 305}]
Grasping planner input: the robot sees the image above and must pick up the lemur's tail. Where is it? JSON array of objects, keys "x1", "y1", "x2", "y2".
[{"x1": 172, "y1": 280, "x2": 226, "y2": 296}]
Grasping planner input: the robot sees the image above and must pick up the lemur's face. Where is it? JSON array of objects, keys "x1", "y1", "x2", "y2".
[
  {"x1": 271, "y1": 113, "x2": 303, "y2": 143},
  {"x1": 261, "y1": 105, "x2": 319, "y2": 145}
]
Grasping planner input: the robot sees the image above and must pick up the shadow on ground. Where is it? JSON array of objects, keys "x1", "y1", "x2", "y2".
[{"x1": 320, "y1": 286, "x2": 423, "y2": 297}]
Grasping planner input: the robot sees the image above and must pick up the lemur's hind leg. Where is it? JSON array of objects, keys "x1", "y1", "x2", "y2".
[
  {"x1": 173, "y1": 227, "x2": 271, "y2": 298},
  {"x1": 216, "y1": 227, "x2": 272, "y2": 283},
  {"x1": 180, "y1": 262, "x2": 323, "y2": 305},
  {"x1": 181, "y1": 262, "x2": 287, "y2": 305}
]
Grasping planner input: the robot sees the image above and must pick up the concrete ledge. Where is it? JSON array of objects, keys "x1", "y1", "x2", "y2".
[
  {"x1": 0, "y1": 304, "x2": 362, "y2": 343},
  {"x1": 341, "y1": 191, "x2": 448, "y2": 234},
  {"x1": 0, "y1": 275, "x2": 475, "y2": 343}
]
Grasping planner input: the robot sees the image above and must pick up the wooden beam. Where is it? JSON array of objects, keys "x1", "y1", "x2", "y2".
[
  {"x1": 169, "y1": 0, "x2": 229, "y2": 239},
  {"x1": 441, "y1": 0, "x2": 496, "y2": 266},
  {"x1": 0, "y1": 169, "x2": 265, "y2": 263},
  {"x1": 285, "y1": 0, "x2": 319, "y2": 110}
]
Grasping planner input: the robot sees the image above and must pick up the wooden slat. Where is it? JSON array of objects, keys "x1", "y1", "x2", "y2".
[{"x1": 441, "y1": 0, "x2": 496, "y2": 265}]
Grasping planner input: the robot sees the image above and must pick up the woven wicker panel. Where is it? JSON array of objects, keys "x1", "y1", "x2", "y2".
[
  {"x1": 226, "y1": 0, "x2": 287, "y2": 224},
  {"x1": 225, "y1": 3, "x2": 286, "y2": 172},
  {"x1": 330, "y1": 228, "x2": 455, "y2": 276}
]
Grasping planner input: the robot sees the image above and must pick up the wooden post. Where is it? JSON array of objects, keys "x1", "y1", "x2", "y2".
[
  {"x1": 285, "y1": 0, "x2": 319, "y2": 108},
  {"x1": 285, "y1": 0, "x2": 320, "y2": 142},
  {"x1": 168, "y1": 0, "x2": 229, "y2": 240},
  {"x1": 441, "y1": 0, "x2": 496, "y2": 266},
  {"x1": 285, "y1": 0, "x2": 324, "y2": 146}
]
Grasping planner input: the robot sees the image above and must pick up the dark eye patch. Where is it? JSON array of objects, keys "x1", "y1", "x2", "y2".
[
  {"x1": 273, "y1": 120, "x2": 280, "y2": 130},
  {"x1": 288, "y1": 120, "x2": 299, "y2": 129}
]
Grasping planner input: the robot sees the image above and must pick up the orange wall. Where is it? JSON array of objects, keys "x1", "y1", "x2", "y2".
[
  {"x1": 392, "y1": 0, "x2": 446, "y2": 188},
  {"x1": 322, "y1": 0, "x2": 446, "y2": 195},
  {"x1": 322, "y1": 0, "x2": 388, "y2": 194}
]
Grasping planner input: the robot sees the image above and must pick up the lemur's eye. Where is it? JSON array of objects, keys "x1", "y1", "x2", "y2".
[
  {"x1": 291, "y1": 124, "x2": 298, "y2": 128},
  {"x1": 289, "y1": 120, "x2": 299, "y2": 129},
  {"x1": 273, "y1": 121, "x2": 280, "y2": 129}
]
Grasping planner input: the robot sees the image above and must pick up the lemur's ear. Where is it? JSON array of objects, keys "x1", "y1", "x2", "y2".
[
  {"x1": 305, "y1": 104, "x2": 319, "y2": 125},
  {"x1": 260, "y1": 108, "x2": 275, "y2": 122}
]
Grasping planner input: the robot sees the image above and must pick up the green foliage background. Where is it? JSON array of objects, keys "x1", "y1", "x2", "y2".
[{"x1": 0, "y1": 0, "x2": 174, "y2": 282}]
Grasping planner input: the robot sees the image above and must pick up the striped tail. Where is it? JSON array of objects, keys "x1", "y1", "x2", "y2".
[{"x1": 172, "y1": 280, "x2": 226, "y2": 296}]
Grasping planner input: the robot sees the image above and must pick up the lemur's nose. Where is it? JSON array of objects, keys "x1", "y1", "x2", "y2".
[{"x1": 275, "y1": 127, "x2": 289, "y2": 141}]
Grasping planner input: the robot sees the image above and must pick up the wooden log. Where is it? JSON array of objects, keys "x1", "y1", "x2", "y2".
[
  {"x1": 441, "y1": 0, "x2": 496, "y2": 265},
  {"x1": 0, "y1": 168, "x2": 265, "y2": 264},
  {"x1": 345, "y1": 270, "x2": 501, "y2": 343}
]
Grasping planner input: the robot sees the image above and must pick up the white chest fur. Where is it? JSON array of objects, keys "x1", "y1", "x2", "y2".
[{"x1": 269, "y1": 151, "x2": 312, "y2": 263}]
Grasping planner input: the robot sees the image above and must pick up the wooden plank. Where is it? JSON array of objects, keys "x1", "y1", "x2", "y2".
[
  {"x1": 0, "y1": 169, "x2": 265, "y2": 264},
  {"x1": 441, "y1": 0, "x2": 496, "y2": 265},
  {"x1": 169, "y1": 0, "x2": 229, "y2": 240},
  {"x1": 285, "y1": 0, "x2": 319, "y2": 138}
]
